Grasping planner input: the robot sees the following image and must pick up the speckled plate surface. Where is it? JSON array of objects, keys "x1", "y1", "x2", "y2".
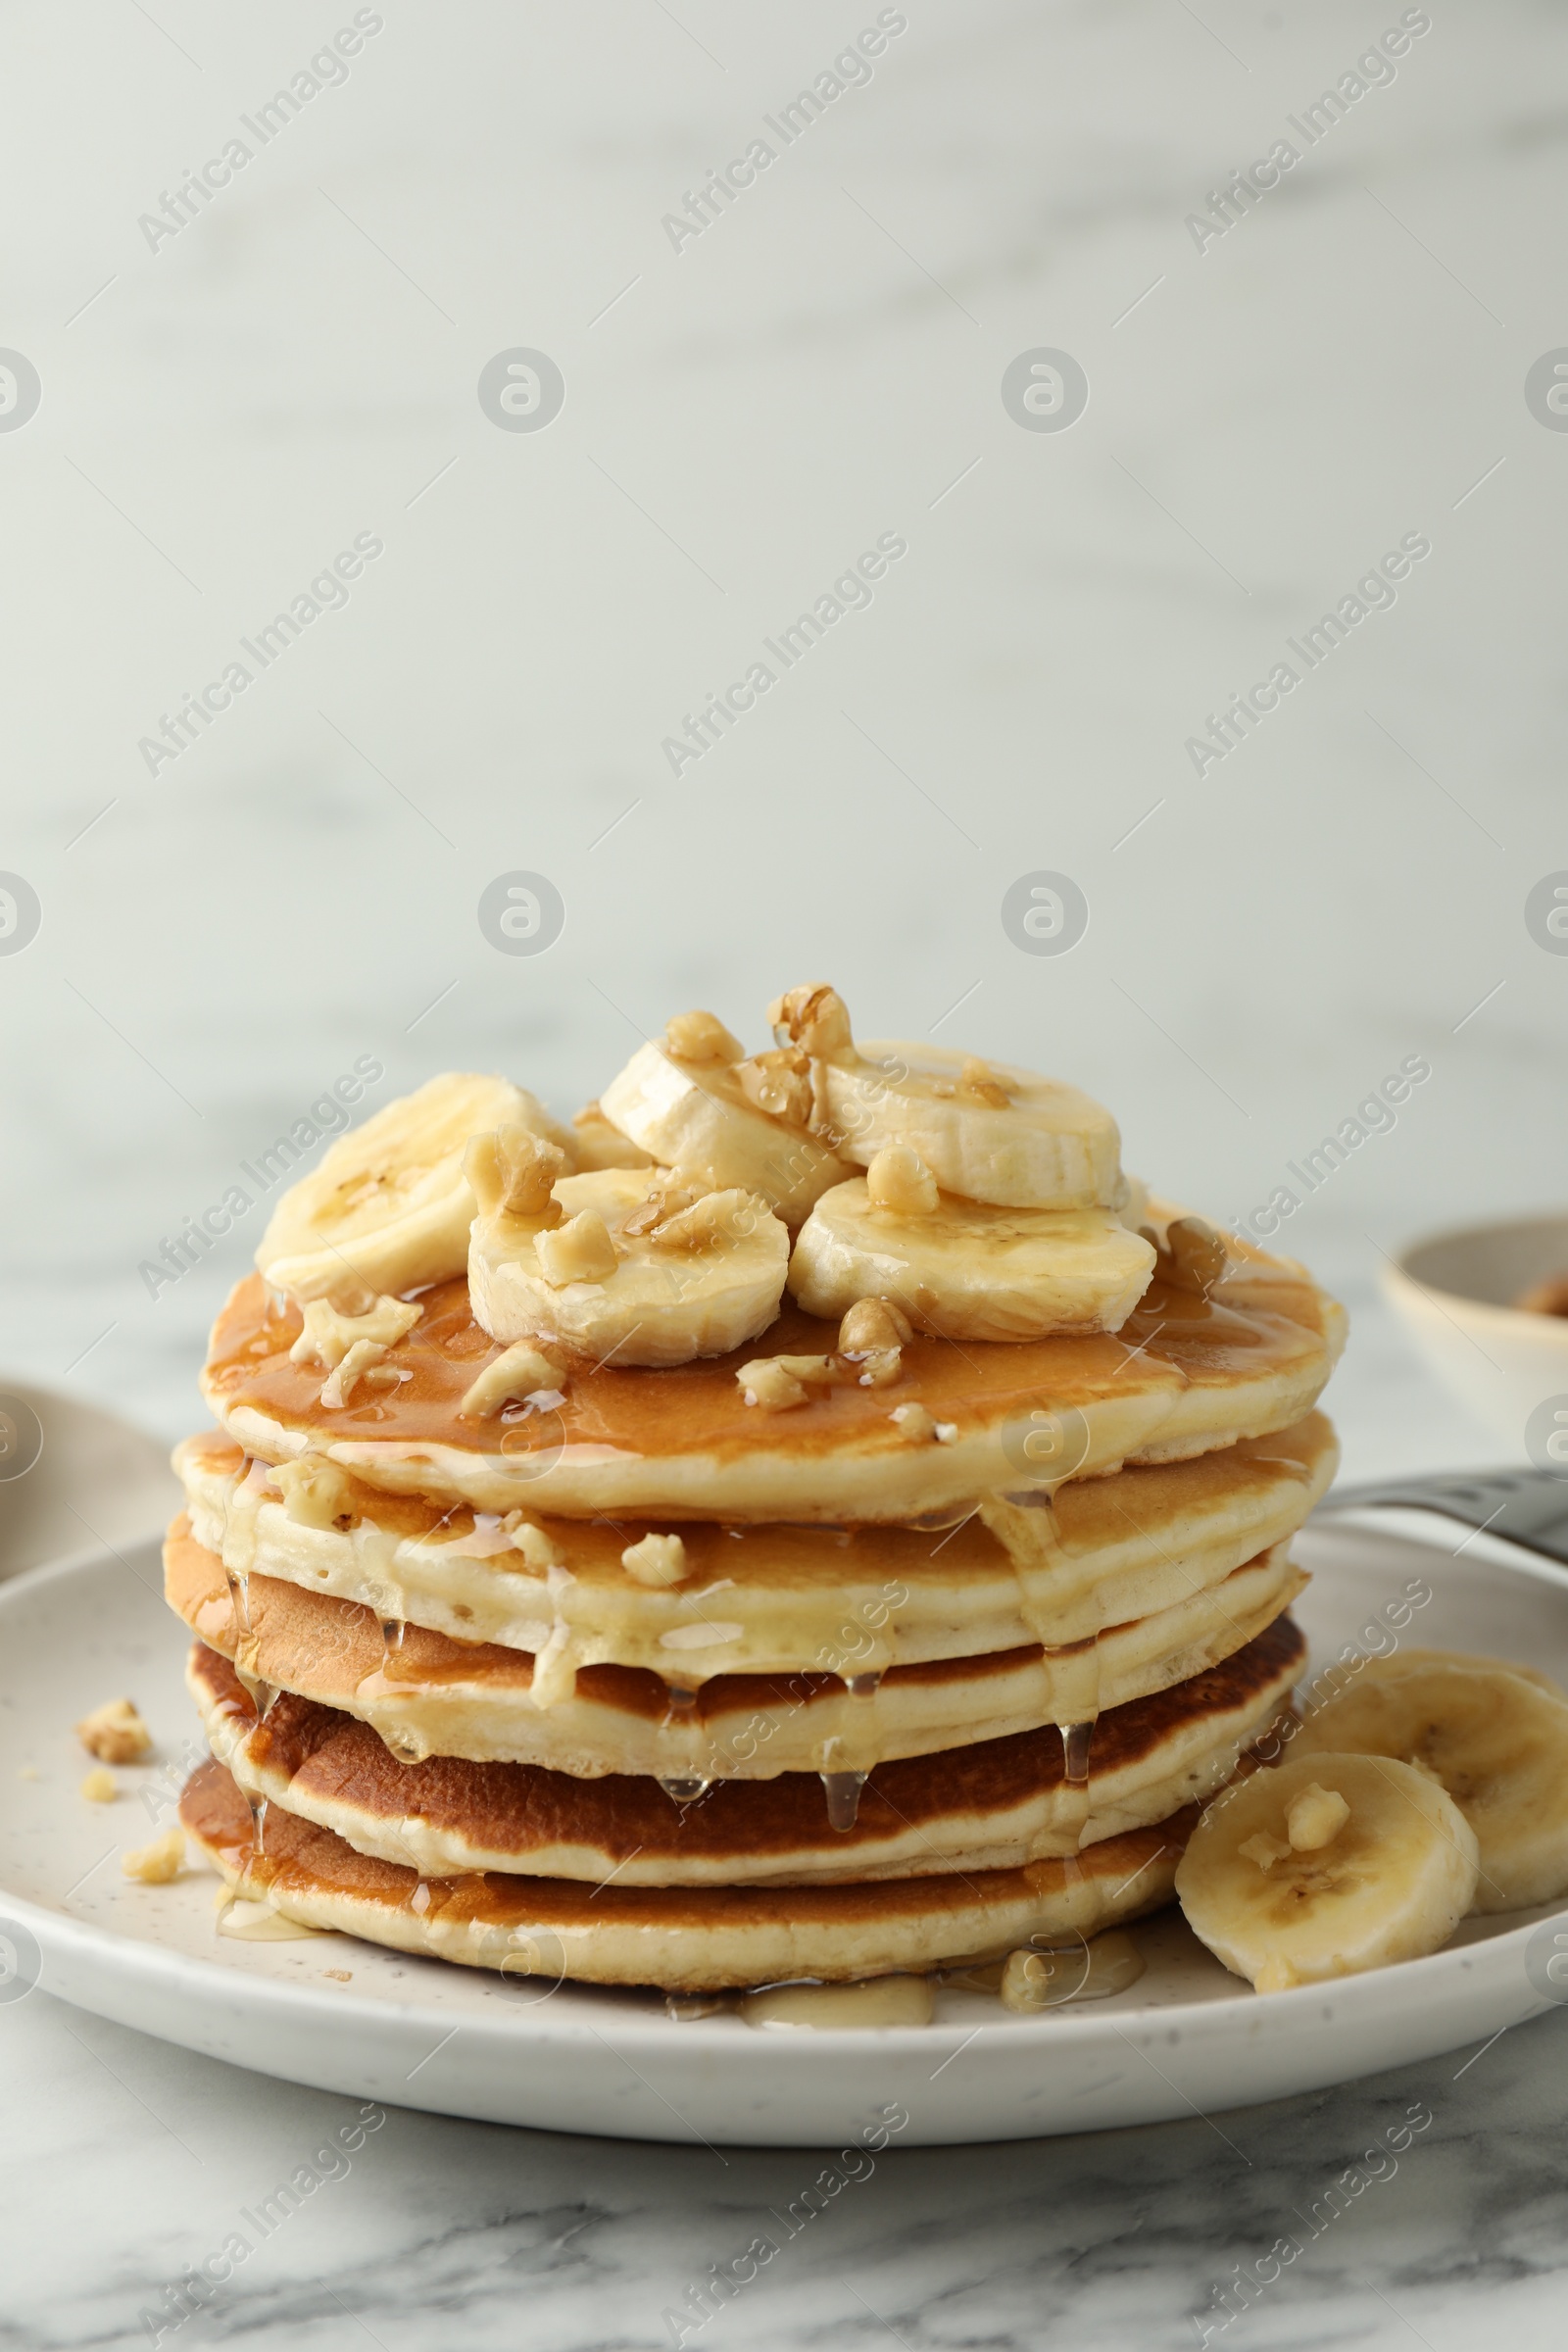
[{"x1": 1, "y1": 1521, "x2": 1565, "y2": 2146}]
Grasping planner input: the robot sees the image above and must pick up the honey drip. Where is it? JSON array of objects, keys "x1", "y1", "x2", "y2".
[
  {"x1": 821, "y1": 1769, "x2": 868, "y2": 1833},
  {"x1": 845, "y1": 1671, "x2": 882, "y2": 1700},
  {"x1": 217, "y1": 1897, "x2": 330, "y2": 1942},
  {"x1": 657, "y1": 1683, "x2": 715, "y2": 1805},
  {"x1": 220, "y1": 1454, "x2": 270, "y2": 1583},
  {"x1": 662, "y1": 1682, "x2": 699, "y2": 1729},
  {"x1": 665, "y1": 1991, "x2": 730, "y2": 2022},
  {"x1": 996, "y1": 1479, "x2": 1101, "y2": 1852},
  {"x1": 527, "y1": 1561, "x2": 581, "y2": 1707},
  {"x1": 1059, "y1": 1720, "x2": 1094, "y2": 1785},
  {"x1": 224, "y1": 1567, "x2": 251, "y2": 1640},
  {"x1": 658, "y1": 1774, "x2": 713, "y2": 1805},
  {"x1": 236, "y1": 1671, "x2": 279, "y2": 1723},
  {"x1": 740, "y1": 1976, "x2": 934, "y2": 2029}
]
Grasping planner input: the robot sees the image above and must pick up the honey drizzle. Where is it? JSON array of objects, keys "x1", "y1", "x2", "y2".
[
  {"x1": 657, "y1": 1681, "x2": 714, "y2": 1804},
  {"x1": 996, "y1": 1483, "x2": 1101, "y2": 1850},
  {"x1": 820, "y1": 1769, "x2": 868, "y2": 1833}
]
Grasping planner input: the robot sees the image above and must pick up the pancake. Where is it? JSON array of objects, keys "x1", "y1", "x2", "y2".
[
  {"x1": 202, "y1": 1248, "x2": 1345, "y2": 1523},
  {"x1": 173, "y1": 1412, "x2": 1336, "y2": 1679},
  {"x1": 182, "y1": 1754, "x2": 1191, "y2": 1987},
  {"x1": 187, "y1": 1615, "x2": 1302, "y2": 1884},
  {"x1": 168, "y1": 1514, "x2": 1306, "y2": 1778}
]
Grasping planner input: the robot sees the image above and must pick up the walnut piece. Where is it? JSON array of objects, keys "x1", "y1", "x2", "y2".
[
  {"x1": 736, "y1": 1350, "x2": 889, "y2": 1409},
  {"x1": 536, "y1": 1209, "x2": 618, "y2": 1287},
  {"x1": 320, "y1": 1338, "x2": 390, "y2": 1407},
  {"x1": 465, "y1": 1126, "x2": 567, "y2": 1219},
  {"x1": 1286, "y1": 1783, "x2": 1349, "y2": 1852},
  {"x1": 272, "y1": 1454, "x2": 357, "y2": 1529},
  {"x1": 664, "y1": 1008, "x2": 744, "y2": 1064},
  {"x1": 839, "y1": 1297, "x2": 914, "y2": 1353},
  {"x1": 888, "y1": 1402, "x2": 956, "y2": 1445},
  {"x1": 651, "y1": 1189, "x2": 765, "y2": 1251},
  {"x1": 1239, "y1": 1831, "x2": 1292, "y2": 1873},
  {"x1": 866, "y1": 1145, "x2": 938, "y2": 1217},
  {"x1": 501, "y1": 1512, "x2": 564, "y2": 1570},
  {"x1": 80, "y1": 1767, "x2": 118, "y2": 1803},
  {"x1": 461, "y1": 1343, "x2": 566, "y2": 1420},
  {"x1": 289, "y1": 1294, "x2": 421, "y2": 1371},
  {"x1": 619, "y1": 1178, "x2": 704, "y2": 1238},
  {"x1": 737, "y1": 1358, "x2": 808, "y2": 1411},
  {"x1": 767, "y1": 983, "x2": 854, "y2": 1057},
  {"x1": 734, "y1": 1048, "x2": 813, "y2": 1127},
  {"x1": 620, "y1": 1532, "x2": 690, "y2": 1587},
  {"x1": 76, "y1": 1697, "x2": 152, "y2": 1764},
  {"x1": 122, "y1": 1827, "x2": 185, "y2": 1885}
]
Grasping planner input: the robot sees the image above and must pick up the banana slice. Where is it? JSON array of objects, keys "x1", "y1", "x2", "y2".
[
  {"x1": 467, "y1": 1150, "x2": 789, "y2": 1368},
  {"x1": 570, "y1": 1100, "x2": 655, "y2": 1172},
  {"x1": 601, "y1": 1016, "x2": 848, "y2": 1221},
  {"x1": 788, "y1": 1159, "x2": 1156, "y2": 1340},
  {"x1": 1350, "y1": 1647, "x2": 1564, "y2": 1701},
  {"x1": 1291, "y1": 1654, "x2": 1568, "y2": 1913},
  {"x1": 1175, "y1": 1751, "x2": 1479, "y2": 1991},
  {"x1": 767, "y1": 988, "x2": 1123, "y2": 1210},
  {"x1": 255, "y1": 1074, "x2": 564, "y2": 1301}
]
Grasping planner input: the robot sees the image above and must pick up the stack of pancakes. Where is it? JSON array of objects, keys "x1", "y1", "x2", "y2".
[{"x1": 172, "y1": 1010, "x2": 1344, "y2": 1993}]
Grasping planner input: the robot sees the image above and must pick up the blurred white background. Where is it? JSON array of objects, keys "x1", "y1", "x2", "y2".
[{"x1": 1, "y1": 0, "x2": 1563, "y2": 1468}]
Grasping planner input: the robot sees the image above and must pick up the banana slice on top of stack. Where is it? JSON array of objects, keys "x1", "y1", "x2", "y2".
[
  {"x1": 255, "y1": 1072, "x2": 572, "y2": 1300},
  {"x1": 790, "y1": 1148, "x2": 1154, "y2": 1341},
  {"x1": 592, "y1": 987, "x2": 1156, "y2": 1343},
  {"x1": 750, "y1": 986, "x2": 1153, "y2": 1339},
  {"x1": 466, "y1": 1125, "x2": 789, "y2": 1369},
  {"x1": 601, "y1": 1008, "x2": 849, "y2": 1223},
  {"x1": 768, "y1": 983, "x2": 1124, "y2": 1211}
]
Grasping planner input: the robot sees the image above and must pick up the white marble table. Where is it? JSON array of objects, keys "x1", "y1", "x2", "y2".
[{"x1": 4, "y1": 1979, "x2": 1567, "y2": 2352}]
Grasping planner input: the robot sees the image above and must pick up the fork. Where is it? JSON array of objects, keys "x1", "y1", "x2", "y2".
[{"x1": 1315, "y1": 1466, "x2": 1568, "y2": 1575}]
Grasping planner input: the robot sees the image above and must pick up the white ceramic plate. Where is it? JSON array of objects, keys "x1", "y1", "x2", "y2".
[{"x1": 3, "y1": 1520, "x2": 1567, "y2": 2148}]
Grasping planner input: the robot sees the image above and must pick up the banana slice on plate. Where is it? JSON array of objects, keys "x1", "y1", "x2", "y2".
[
  {"x1": 1175, "y1": 1750, "x2": 1479, "y2": 1992},
  {"x1": 466, "y1": 1137, "x2": 789, "y2": 1368},
  {"x1": 788, "y1": 1150, "x2": 1156, "y2": 1340},
  {"x1": 767, "y1": 986, "x2": 1124, "y2": 1210},
  {"x1": 256, "y1": 1074, "x2": 567, "y2": 1301},
  {"x1": 600, "y1": 1011, "x2": 848, "y2": 1221},
  {"x1": 1348, "y1": 1647, "x2": 1564, "y2": 1700},
  {"x1": 1291, "y1": 1653, "x2": 1568, "y2": 1913}
]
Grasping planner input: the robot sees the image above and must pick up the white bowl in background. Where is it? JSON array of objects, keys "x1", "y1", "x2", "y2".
[{"x1": 1380, "y1": 1212, "x2": 1568, "y2": 1456}]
